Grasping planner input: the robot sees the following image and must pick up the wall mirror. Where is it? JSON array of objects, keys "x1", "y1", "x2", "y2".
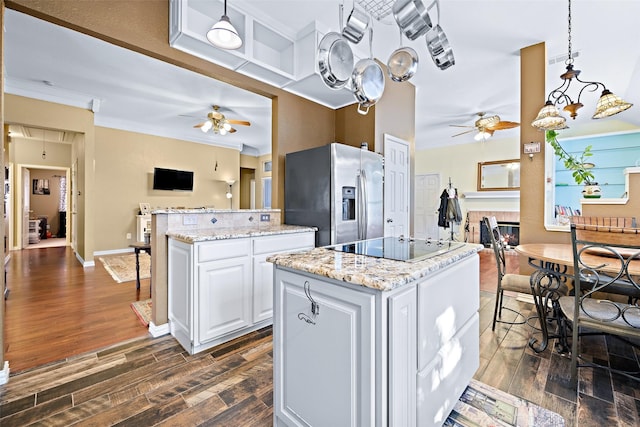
[{"x1": 477, "y1": 159, "x2": 520, "y2": 191}]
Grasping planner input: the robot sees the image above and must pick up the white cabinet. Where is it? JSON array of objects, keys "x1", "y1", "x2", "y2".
[
  {"x1": 168, "y1": 231, "x2": 315, "y2": 354},
  {"x1": 274, "y1": 270, "x2": 376, "y2": 427},
  {"x1": 136, "y1": 214, "x2": 152, "y2": 242},
  {"x1": 252, "y1": 233, "x2": 315, "y2": 323},
  {"x1": 274, "y1": 253, "x2": 479, "y2": 427},
  {"x1": 28, "y1": 219, "x2": 41, "y2": 244},
  {"x1": 198, "y1": 251, "x2": 252, "y2": 342}
]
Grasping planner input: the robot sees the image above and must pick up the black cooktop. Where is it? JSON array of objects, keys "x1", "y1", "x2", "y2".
[{"x1": 329, "y1": 237, "x2": 464, "y2": 263}]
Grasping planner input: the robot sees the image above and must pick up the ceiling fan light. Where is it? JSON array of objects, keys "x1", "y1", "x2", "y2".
[
  {"x1": 219, "y1": 128, "x2": 227, "y2": 136},
  {"x1": 206, "y1": 15, "x2": 242, "y2": 50},
  {"x1": 592, "y1": 89, "x2": 633, "y2": 119},
  {"x1": 201, "y1": 120, "x2": 213, "y2": 133},
  {"x1": 223, "y1": 121, "x2": 232, "y2": 131},
  {"x1": 531, "y1": 101, "x2": 568, "y2": 130},
  {"x1": 474, "y1": 130, "x2": 492, "y2": 141}
]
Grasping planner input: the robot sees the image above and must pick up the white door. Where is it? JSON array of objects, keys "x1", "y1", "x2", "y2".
[
  {"x1": 21, "y1": 167, "x2": 30, "y2": 248},
  {"x1": 414, "y1": 174, "x2": 440, "y2": 239},
  {"x1": 383, "y1": 134, "x2": 410, "y2": 237}
]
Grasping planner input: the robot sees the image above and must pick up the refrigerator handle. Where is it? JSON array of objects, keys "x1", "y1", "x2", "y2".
[{"x1": 358, "y1": 169, "x2": 368, "y2": 240}]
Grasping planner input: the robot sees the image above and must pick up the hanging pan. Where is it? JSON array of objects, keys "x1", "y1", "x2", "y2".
[
  {"x1": 387, "y1": 27, "x2": 419, "y2": 82},
  {"x1": 351, "y1": 27, "x2": 385, "y2": 115},
  {"x1": 317, "y1": 3, "x2": 354, "y2": 89},
  {"x1": 392, "y1": 0, "x2": 433, "y2": 41},
  {"x1": 342, "y1": 0, "x2": 369, "y2": 44},
  {"x1": 425, "y1": 0, "x2": 455, "y2": 70}
]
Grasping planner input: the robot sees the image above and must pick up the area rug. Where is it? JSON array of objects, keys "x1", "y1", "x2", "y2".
[
  {"x1": 99, "y1": 253, "x2": 150, "y2": 283},
  {"x1": 445, "y1": 379, "x2": 565, "y2": 426},
  {"x1": 131, "y1": 299, "x2": 152, "y2": 327}
]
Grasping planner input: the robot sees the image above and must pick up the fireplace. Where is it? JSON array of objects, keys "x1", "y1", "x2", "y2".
[{"x1": 480, "y1": 220, "x2": 520, "y2": 247}]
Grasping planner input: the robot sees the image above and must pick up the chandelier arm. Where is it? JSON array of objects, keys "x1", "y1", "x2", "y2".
[
  {"x1": 547, "y1": 79, "x2": 574, "y2": 106},
  {"x1": 573, "y1": 76, "x2": 606, "y2": 104}
]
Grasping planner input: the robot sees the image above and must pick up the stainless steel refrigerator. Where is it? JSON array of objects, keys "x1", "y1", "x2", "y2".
[{"x1": 285, "y1": 143, "x2": 384, "y2": 247}]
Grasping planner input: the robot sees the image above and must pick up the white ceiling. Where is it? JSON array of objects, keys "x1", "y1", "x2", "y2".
[{"x1": 5, "y1": 1, "x2": 640, "y2": 154}]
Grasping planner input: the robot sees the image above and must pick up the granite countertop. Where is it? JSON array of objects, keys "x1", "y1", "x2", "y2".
[
  {"x1": 153, "y1": 208, "x2": 281, "y2": 214},
  {"x1": 167, "y1": 224, "x2": 316, "y2": 243},
  {"x1": 268, "y1": 243, "x2": 483, "y2": 291}
]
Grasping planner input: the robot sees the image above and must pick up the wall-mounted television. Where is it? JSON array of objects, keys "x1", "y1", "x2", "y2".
[{"x1": 152, "y1": 167, "x2": 194, "y2": 191}]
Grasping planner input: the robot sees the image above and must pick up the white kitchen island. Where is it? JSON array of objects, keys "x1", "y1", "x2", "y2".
[{"x1": 269, "y1": 241, "x2": 483, "y2": 427}]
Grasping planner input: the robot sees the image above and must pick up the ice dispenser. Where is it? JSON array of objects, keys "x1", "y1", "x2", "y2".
[{"x1": 342, "y1": 186, "x2": 356, "y2": 221}]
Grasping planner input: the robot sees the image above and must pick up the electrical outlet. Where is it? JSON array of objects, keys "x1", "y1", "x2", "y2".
[
  {"x1": 260, "y1": 214, "x2": 270, "y2": 222},
  {"x1": 126, "y1": 233, "x2": 132, "y2": 240},
  {"x1": 183, "y1": 214, "x2": 198, "y2": 225}
]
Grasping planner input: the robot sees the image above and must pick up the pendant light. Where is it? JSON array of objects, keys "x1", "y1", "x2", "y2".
[
  {"x1": 531, "y1": 0, "x2": 632, "y2": 131},
  {"x1": 206, "y1": 0, "x2": 242, "y2": 50},
  {"x1": 41, "y1": 130, "x2": 47, "y2": 159},
  {"x1": 226, "y1": 180, "x2": 235, "y2": 209}
]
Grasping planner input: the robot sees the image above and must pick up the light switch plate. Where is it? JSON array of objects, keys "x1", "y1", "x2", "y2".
[
  {"x1": 260, "y1": 214, "x2": 270, "y2": 222},
  {"x1": 183, "y1": 214, "x2": 198, "y2": 225}
]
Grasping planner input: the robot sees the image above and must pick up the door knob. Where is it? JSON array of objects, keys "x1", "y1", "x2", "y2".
[{"x1": 386, "y1": 218, "x2": 393, "y2": 223}]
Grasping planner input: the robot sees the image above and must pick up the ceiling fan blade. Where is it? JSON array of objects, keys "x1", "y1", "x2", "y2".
[
  {"x1": 487, "y1": 121, "x2": 520, "y2": 131},
  {"x1": 451, "y1": 129, "x2": 475, "y2": 137},
  {"x1": 229, "y1": 127, "x2": 237, "y2": 133},
  {"x1": 193, "y1": 122, "x2": 206, "y2": 128},
  {"x1": 227, "y1": 119, "x2": 251, "y2": 126}
]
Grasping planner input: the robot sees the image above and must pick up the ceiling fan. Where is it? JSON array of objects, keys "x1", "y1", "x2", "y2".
[
  {"x1": 450, "y1": 112, "x2": 520, "y2": 141},
  {"x1": 193, "y1": 105, "x2": 251, "y2": 135}
]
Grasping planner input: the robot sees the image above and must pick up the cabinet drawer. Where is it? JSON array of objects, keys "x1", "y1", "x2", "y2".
[
  {"x1": 253, "y1": 231, "x2": 314, "y2": 255},
  {"x1": 417, "y1": 313, "x2": 479, "y2": 427},
  {"x1": 418, "y1": 254, "x2": 479, "y2": 371},
  {"x1": 197, "y1": 238, "x2": 250, "y2": 262}
]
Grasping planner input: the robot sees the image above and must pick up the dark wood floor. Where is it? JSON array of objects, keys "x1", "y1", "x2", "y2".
[{"x1": 1, "y1": 247, "x2": 639, "y2": 426}]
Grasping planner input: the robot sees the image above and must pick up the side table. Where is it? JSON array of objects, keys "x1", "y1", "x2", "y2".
[{"x1": 129, "y1": 242, "x2": 151, "y2": 296}]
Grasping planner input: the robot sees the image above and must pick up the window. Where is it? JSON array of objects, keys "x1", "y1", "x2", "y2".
[{"x1": 262, "y1": 177, "x2": 272, "y2": 209}]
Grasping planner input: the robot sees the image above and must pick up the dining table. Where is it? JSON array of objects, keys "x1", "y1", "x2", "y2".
[{"x1": 515, "y1": 243, "x2": 640, "y2": 353}]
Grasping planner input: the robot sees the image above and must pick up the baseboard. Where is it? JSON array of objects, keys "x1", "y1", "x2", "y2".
[
  {"x1": 75, "y1": 251, "x2": 96, "y2": 268},
  {"x1": 149, "y1": 321, "x2": 170, "y2": 338},
  {"x1": 94, "y1": 248, "x2": 135, "y2": 257},
  {"x1": 0, "y1": 361, "x2": 10, "y2": 385}
]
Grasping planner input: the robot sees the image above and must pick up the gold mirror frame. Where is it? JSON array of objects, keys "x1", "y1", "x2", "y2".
[{"x1": 477, "y1": 159, "x2": 521, "y2": 191}]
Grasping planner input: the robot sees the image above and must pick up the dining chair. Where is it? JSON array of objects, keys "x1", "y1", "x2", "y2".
[
  {"x1": 559, "y1": 223, "x2": 640, "y2": 387},
  {"x1": 483, "y1": 216, "x2": 533, "y2": 331}
]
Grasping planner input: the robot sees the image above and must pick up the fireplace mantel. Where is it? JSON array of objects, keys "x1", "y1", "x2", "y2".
[{"x1": 463, "y1": 191, "x2": 520, "y2": 199}]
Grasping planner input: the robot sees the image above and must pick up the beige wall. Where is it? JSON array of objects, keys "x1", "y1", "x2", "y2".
[
  {"x1": 415, "y1": 136, "x2": 521, "y2": 219},
  {"x1": 95, "y1": 127, "x2": 240, "y2": 251}
]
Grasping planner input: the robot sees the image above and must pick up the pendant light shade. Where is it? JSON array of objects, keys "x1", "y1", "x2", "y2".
[
  {"x1": 592, "y1": 89, "x2": 633, "y2": 119},
  {"x1": 531, "y1": 101, "x2": 568, "y2": 131},
  {"x1": 206, "y1": 1, "x2": 242, "y2": 50}
]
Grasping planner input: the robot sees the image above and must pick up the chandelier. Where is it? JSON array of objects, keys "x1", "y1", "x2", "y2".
[{"x1": 531, "y1": 0, "x2": 632, "y2": 131}]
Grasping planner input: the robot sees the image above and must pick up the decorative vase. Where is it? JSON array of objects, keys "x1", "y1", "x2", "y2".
[{"x1": 582, "y1": 183, "x2": 601, "y2": 199}]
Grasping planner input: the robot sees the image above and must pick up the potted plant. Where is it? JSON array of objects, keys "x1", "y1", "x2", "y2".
[{"x1": 545, "y1": 130, "x2": 601, "y2": 198}]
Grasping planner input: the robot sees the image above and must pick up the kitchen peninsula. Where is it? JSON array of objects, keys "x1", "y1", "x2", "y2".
[
  {"x1": 156, "y1": 208, "x2": 315, "y2": 353},
  {"x1": 269, "y1": 238, "x2": 483, "y2": 427}
]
